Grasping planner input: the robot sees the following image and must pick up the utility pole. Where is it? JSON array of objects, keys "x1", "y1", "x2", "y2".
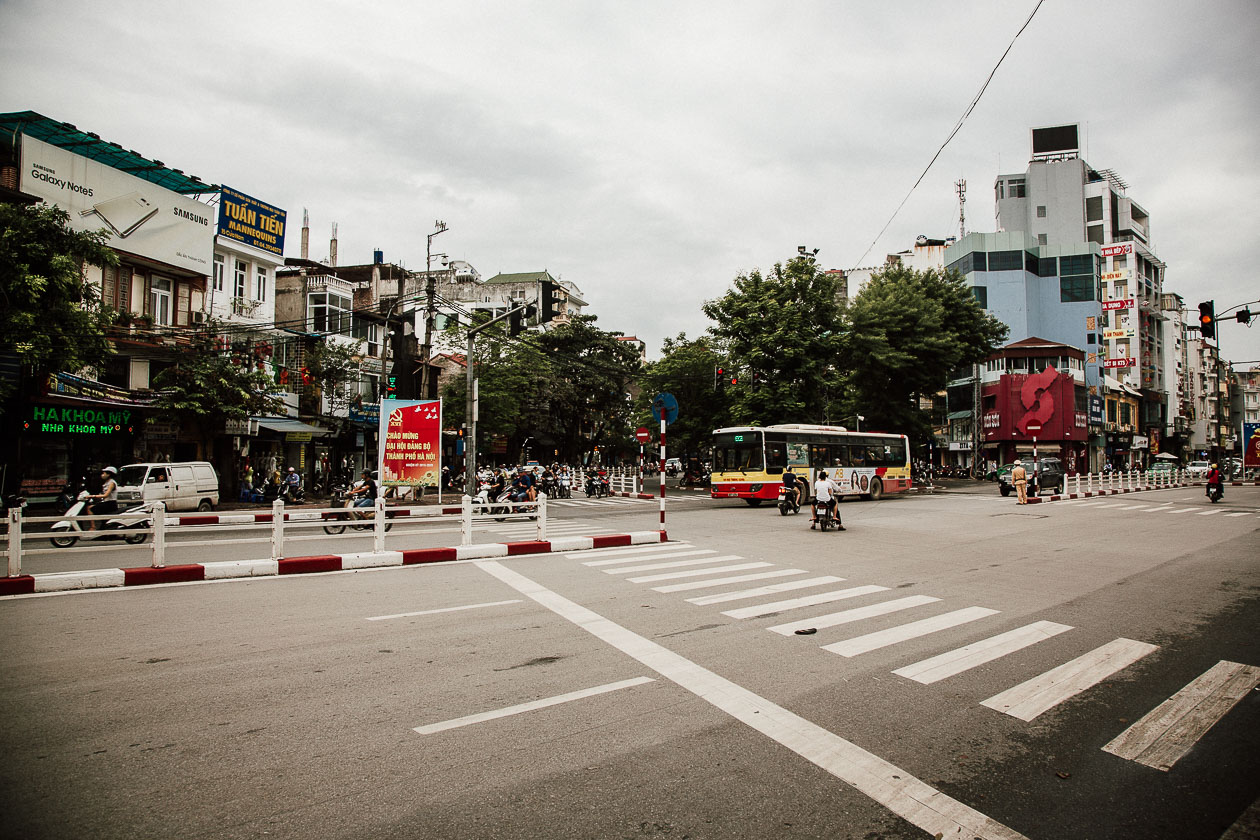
[
  {"x1": 463, "y1": 301, "x2": 534, "y2": 497},
  {"x1": 420, "y1": 220, "x2": 448, "y2": 400}
]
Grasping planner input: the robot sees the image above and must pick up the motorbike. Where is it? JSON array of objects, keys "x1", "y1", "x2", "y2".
[
  {"x1": 281, "y1": 481, "x2": 305, "y2": 504},
  {"x1": 778, "y1": 485, "x2": 802, "y2": 516},
  {"x1": 811, "y1": 499, "x2": 840, "y2": 532},
  {"x1": 585, "y1": 472, "x2": 610, "y2": 498},
  {"x1": 50, "y1": 491, "x2": 153, "y2": 547},
  {"x1": 474, "y1": 481, "x2": 512, "y2": 520},
  {"x1": 322, "y1": 487, "x2": 392, "y2": 534},
  {"x1": 1207, "y1": 481, "x2": 1224, "y2": 503}
]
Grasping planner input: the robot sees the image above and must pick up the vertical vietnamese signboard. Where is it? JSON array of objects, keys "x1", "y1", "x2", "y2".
[
  {"x1": 1245, "y1": 423, "x2": 1260, "y2": 470},
  {"x1": 378, "y1": 399, "x2": 442, "y2": 491}
]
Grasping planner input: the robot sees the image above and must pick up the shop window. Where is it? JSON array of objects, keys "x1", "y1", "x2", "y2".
[
  {"x1": 234, "y1": 259, "x2": 247, "y2": 300},
  {"x1": 255, "y1": 266, "x2": 267, "y2": 301},
  {"x1": 150, "y1": 277, "x2": 173, "y2": 326},
  {"x1": 213, "y1": 254, "x2": 225, "y2": 292}
]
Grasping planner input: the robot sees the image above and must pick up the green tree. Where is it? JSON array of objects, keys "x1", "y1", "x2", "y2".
[
  {"x1": 303, "y1": 338, "x2": 365, "y2": 415},
  {"x1": 702, "y1": 253, "x2": 845, "y2": 425},
  {"x1": 0, "y1": 201, "x2": 119, "y2": 401},
  {"x1": 842, "y1": 264, "x2": 1008, "y2": 442},
  {"x1": 150, "y1": 333, "x2": 284, "y2": 459}
]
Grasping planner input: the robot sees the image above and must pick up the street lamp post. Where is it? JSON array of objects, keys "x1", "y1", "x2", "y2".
[{"x1": 420, "y1": 221, "x2": 448, "y2": 400}]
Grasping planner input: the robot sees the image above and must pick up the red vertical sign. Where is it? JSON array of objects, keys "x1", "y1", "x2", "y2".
[{"x1": 378, "y1": 399, "x2": 442, "y2": 488}]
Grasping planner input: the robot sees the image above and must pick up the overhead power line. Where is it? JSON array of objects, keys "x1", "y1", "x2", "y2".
[{"x1": 849, "y1": 0, "x2": 1047, "y2": 270}]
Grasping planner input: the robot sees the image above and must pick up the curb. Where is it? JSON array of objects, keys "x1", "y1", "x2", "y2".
[
  {"x1": 0, "y1": 530, "x2": 669, "y2": 597},
  {"x1": 1020, "y1": 480, "x2": 1213, "y2": 505}
]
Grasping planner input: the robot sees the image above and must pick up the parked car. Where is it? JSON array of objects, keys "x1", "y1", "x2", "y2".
[
  {"x1": 998, "y1": 457, "x2": 1065, "y2": 497},
  {"x1": 1147, "y1": 460, "x2": 1177, "y2": 476},
  {"x1": 1186, "y1": 460, "x2": 1212, "y2": 479}
]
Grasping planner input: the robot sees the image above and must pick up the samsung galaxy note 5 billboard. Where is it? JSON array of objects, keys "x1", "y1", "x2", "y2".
[{"x1": 20, "y1": 135, "x2": 213, "y2": 274}]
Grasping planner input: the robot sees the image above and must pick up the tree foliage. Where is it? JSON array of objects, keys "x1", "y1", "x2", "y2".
[
  {"x1": 635, "y1": 333, "x2": 726, "y2": 460},
  {"x1": 0, "y1": 201, "x2": 119, "y2": 400},
  {"x1": 151, "y1": 333, "x2": 284, "y2": 458},
  {"x1": 702, "y1": 254, "x2": 845, "y2": 425},
  {"x1": 842, "y1": 264, "x2": 1008, "y2": 442}
]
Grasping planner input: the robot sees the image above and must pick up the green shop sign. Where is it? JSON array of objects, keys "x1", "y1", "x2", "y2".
[{"x1": 25, "y1": 405, "x2": 138, "y2": 436}]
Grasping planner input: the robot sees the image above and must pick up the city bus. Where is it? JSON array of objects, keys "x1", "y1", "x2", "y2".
[{"x1": 710, "y1": 424, "x2": 913, "y2": 505}]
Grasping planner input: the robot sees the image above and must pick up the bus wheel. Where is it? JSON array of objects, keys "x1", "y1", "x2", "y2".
[
  {"x1": 745, "y1": 499, "x2": 763, "y2": 507},
  {"x1": 867, "y1": 479, "x2": 883, "y2": 501}
]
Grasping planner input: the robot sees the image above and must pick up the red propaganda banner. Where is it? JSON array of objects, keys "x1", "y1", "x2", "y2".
[
  {"x1": 1102, "y1": 299, "x2": 1134, "y2": 311},
  {"x1": 1103, "y1": 358, "x2": 1137, "y2": 368},
  {"x1": 1245, "y1": 423, "x2": 1260, "y2": 468},
  {"x1": 378, "y1": 399, "x2": 442, "y2": 488}
]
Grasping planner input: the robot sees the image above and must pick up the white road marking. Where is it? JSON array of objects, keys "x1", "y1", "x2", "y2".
[
  {"x1": 686, "y1": 576, "x2": 847, "y2": 605},
  {"x1": 627, "y1": 562, "x2": 772, "y2": 583},
  {"x1": 604, "y1": 555, "x2": 743, "y2": 574},
  {"x1": 981, "y1": 638, "x2": 1158, "y2": 721},
  {"x1": 568, "y1": 543, "x2": 695, "y2": 560},
  {"x1": 584, "y1": 549, "x2": 714, "y2": 567},
  {"x1": 1120, "y1": 505, "x2": 1151, "y2": 510},
  {"x1": 413, "y1": 676, "x2": 656, "y2": 735},
  {"x1": 654, "y1": 569, "x2": 809, "y2": 593},
  {"x1": 1102, "y1": 660, "x2": 1260, "y2": 771},
  {"x1": 1225, "y1": 512, "x2": 1254, "y2": 517},
  {"x1": 474, "y1": 560, "x2": 1027, "y2": 840},
  {"x1": 367, "y1": 599, "x2": 523, "y2": 622},
  {"x1": 823, "y1": 607, "x2": 1000, "y2": 658},
  {"x1": 1195, "y1": 509, "x2": 1221, "y2": 516},
  {"x1": 767, "y1": 595, "x2": 940, "y2": 636},
  {"x1": 722, "y1": 585, "x2": 890, "y2": 620},
  {"x1": 892, "y1": 621, "x2": 1073, "y2": 684},
  {"x1": 1166, "y1": 508, "x2": 1198, "y2": 515}
]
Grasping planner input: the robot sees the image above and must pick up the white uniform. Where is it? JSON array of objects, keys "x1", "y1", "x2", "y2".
[{"x1": 814, "y1": 477, "x2": 837, "y2": 502}]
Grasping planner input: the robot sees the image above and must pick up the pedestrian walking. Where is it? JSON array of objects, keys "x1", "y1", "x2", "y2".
[{"x1": 1012, "y1": 461, "x2": 1028, "y2": 505}]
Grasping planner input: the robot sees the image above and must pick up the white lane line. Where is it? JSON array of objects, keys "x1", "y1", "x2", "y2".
[
  {"x1": 892, "y1": 621, "x2": 1074, "y2": 684},
  {"x1": 413, "y1": 676, "x2": 655, "y2": 735},
  {"x1": 981, "y1": 638, "x2": 1158, "y2": 722},
  {"x1": 584, "y1": 549, "x2": 714, "y2": 567},
  {"x1": 1102, "y1": 660, "x2": 1260, "y2": 771},
  {"x1": 627, "y1": 562, "x2": 772, "y2": 583},
  {"x1": 824, "y1": 607, "x2": 1000, "y2": 658},
  {"x1": 1077, "y1": 501, "x2": 1112, "y2": 507},
  {"x1": 767, "y1": 595, "x2": 940, "y2": 636},
  {"x1": 1120, "y1": 505, "x2": 1151, "y2": 510},
  {"x1": 722, "y1": 585, "x2": 890, "y2": 620},
  {"x1": 1141, "y1": 504, "x2": 1176, "y2": 512},
  {"x1": 1195, "y1": 509, "x2": 1221, "y2": 516},
  {"x1": 367, "y1": 599, "x2": 523, "y2": 622},
  {"x1": 1167, "y1": 508, "x2": 1198, "y2": 515},
  {"x1": 605, "y1": 555, "x2": 743, "y2": 574},
  {"x1": 474, "y1": 560, "x2": 1026, "y2": 840},
  {"x1": 654, "y1": 569, "x2": 809, "y2": 593},
  {"x1": 687, "y1": 576, "x2": 847, "y2": 606},
  {"x1": 1098, "y1": 503, "x2": 1132, "y2": 509},
  {"x1": 1225, "y1": 512, "x2": 1254, "y2": 517}
]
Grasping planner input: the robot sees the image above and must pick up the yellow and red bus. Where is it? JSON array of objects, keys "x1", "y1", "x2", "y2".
[{"x1": 710, "y1": 424, "x2": 913, "y2": 505}]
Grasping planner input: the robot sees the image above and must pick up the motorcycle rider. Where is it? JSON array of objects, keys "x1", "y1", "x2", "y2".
[
  {"x1": 781, "y1": 466, "x2": 804, "y2": 511},
  {"x1": 811, "y1": 469, "x2": 845, "y2": 531},
  {"x1": 85, "y1": 466, "x2": 119, "y2": 530},
  {"x1": 1205, "y1": 463, "x2": 1224, "y2": 500},
  {"x1": 347, "y1": 469, "x2": 377, "y2": 509}
]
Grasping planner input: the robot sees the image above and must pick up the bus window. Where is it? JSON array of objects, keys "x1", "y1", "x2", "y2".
[
  {"x1": 765, "y1": 440, "x2": 787, "y2": 472},
  {"x1": 809, "y1": 444, "x2": 829, "y2": 468},
  {"x1": 848, "y1": 446, "x2": 866, "y2": 468}
]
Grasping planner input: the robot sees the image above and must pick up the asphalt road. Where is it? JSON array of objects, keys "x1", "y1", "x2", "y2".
[{"x1": 2, "y1": 484, "x2": 1257, "y2": 839}]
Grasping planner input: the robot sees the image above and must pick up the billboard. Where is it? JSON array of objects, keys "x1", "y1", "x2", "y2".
[
  {"x1": 378, "y1": 399, "x2": 442, "y2": 489},
  {"x1": 217, "y1": 186, "x2": 287, "y2": 256},
  {"x1": 1031, "y1": 124, "x2": 1079, "y2": 157},
  {"x1": 20, "y1": 135, "x2": 214, "y2": 274},
  {"x1": 1245, "y1": 423, "x2": 1260, "y2": 468}
]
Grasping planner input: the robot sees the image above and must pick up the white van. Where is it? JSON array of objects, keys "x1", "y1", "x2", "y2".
[{"x1": 114, "y1": 462, "x2": 220, "y2": 511}]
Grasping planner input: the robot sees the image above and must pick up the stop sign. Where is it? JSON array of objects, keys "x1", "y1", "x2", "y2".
[{"x1": 635, "y1": 426, "x2": 651, "y2": 444}]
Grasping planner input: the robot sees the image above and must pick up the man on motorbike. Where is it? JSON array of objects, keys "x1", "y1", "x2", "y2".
[
  {"x1": 85, "y1": 466, "x2": 119, "y2": 530},
  {"x1": 1205, "y1": 463, "x2": 1224, "y2": 500},
  {"x1": 811, "y1": 469, "x2": 845, "y2": 531},
  {"x1": 347, "y1": 469, "x2": 377, "y2": 508},
  {"x1": 781, "y1": 466, "x2": 804, "y2": 511}
]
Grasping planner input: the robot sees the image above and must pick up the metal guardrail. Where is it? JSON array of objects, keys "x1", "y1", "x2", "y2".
[{"x1": 4, "y1": 495, "x2": 549, "y2": 578}]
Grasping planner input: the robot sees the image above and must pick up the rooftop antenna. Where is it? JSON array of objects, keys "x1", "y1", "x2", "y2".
[{"x1": 955, "y1": 178, "x2": 967, "y2": 238}]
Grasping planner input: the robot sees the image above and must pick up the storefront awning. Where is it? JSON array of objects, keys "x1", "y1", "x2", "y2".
[{"x1": 252, "y1": 417, "x2": 329, "y2": 437}]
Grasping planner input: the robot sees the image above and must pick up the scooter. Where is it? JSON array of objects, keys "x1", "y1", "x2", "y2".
[
  {"x1": 474, "y1": 481, "x2": 511, "y2": 520},
  {"x1": 778, "y1": 485, "x2": 802, "y2": 516},
  {"x1": 50, "y1": 491, "x2": 153, "y2": 548},
  {"x1": 1207, "y1": 482, "x2": 1224, "y2": 503},
  {"x1": 322, "y1": 487, "x2": 393, "y2": 534}
]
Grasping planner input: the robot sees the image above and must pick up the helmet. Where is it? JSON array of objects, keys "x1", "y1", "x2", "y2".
[
  {"x1": 288, "y1": 467, "x2": 296, "y2": 472},
  {"x1": 1212, "y1": 463, "x2": 1219, "y2": 469},
  {"x1": 103, "y1": 466, "x2": 117, "y2": 475}
]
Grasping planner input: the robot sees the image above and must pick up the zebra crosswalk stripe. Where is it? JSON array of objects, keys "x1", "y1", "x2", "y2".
[
  {"x1": 822, "y1": 607, "x2": 999, "y2": 658},
  {"x1": 628, "y1": 562, "x2": 771, "y2": 584},
  {"x1": 892, "y1": 621, "x2": 1073, "y2": 684},
  {"x1": 653, "y1": 569, "x2": 808, "y2": 593},
  {"x1": 584, "y1": 549, "x2": 715, "y2": 567},
  {"x1": 1102, "y1": 660, "x2": 1260, "y2": 771},
  {"x1": 604, "y1": 555, "x2": 743, "y2": 574},
  {"x1": 767, "y1": 595, "x2": 940, "y2": 636},
  {"x1": 722, "y1": 585, "x2": 890, "y2": 620},
  {"x1": 685, "y1": 576, "x2": 847, "y2": 606},
  {"x1": 981, "y1": 638, "x2": 1157, "y2": 722}
]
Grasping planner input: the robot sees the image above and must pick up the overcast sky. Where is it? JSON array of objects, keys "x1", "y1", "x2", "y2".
[{"x1": 3, "y1": 0, "x2": 1258, "y2": 364}]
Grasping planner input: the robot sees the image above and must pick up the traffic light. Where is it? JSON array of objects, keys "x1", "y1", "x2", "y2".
[
  {"x1": 509, "y1": 308, "x2": 524, "y2": 336},
  {"x1": 715, "y1": 366, "x2": 725, "y2": 389},
  {"x1": 1198, "y1": 301, "x2": 1216, "y2": 339},
  {"x1": 540, "y1": 280, "x2": 564, "y2": 322},
  {"x1": 1237, "y1": 308, "x2": 1253, "y2": 325},
  {"x1": 384, "y1": 375, "x2": 397, "y2": 399}
]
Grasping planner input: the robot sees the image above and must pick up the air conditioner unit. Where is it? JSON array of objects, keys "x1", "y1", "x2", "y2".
[{"x1": 191, "y1": 311, "x2": 207, "y2": 324}]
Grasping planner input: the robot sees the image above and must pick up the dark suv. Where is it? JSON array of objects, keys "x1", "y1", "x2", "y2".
[{"x1": 998, "y1": 457, "x2": 1065, "y2": 497}]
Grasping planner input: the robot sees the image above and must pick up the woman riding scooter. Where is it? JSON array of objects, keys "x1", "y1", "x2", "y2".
[{"x1": 85, "y1": 467, "x2": 119, "y2": 531}]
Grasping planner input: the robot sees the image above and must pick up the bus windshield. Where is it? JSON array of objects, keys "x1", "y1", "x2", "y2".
[{"x1": 712, "y1": 431, "x2": 763, "y2": 473}]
